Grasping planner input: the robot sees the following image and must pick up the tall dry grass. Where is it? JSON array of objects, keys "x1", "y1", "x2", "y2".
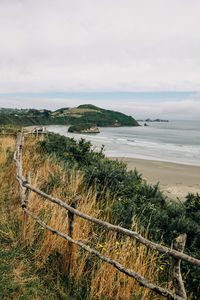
[
  {"x1": 0, "y1": 136, "x2": 15, "y2": 165},
  {"x1": 0, "y1": 136, "x2": 21, "y2": 243},
  {"x1": 13, "y1": 135, "x2": 170, "y2": 299}
]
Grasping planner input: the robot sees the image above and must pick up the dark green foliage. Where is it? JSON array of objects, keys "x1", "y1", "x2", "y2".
[
  {"x1": 38, "y1": 133, "x2": 200, "y2": 298},
  {"x1": 184, "y1": 193, "x2": 200, "y2": 220},
  {"x1": 39, "y1": 133, "x2": 105, "y2": 168},
  {"x1": 75, "y1": 104, "x2": 139, "y2": 127},
  {"x1": 0, "y1": 114, "x2": 54, "y2": 126}
]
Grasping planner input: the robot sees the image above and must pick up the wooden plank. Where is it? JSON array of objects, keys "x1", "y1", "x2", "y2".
[{"x1": 172, "y1": 234, "x2": 187, "y2": 299}]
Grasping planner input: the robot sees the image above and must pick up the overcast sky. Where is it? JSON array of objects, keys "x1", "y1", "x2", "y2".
[{"x1": 0, "y1": 0, "x2": 200, "y2": 119}]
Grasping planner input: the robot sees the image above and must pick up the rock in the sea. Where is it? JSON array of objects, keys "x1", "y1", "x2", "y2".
[
  {"x1": 80, "y1": 126, "x2": 100, "y2": 133},
  {"x1": 68, "y1": 123, "x2": 100, "y2": 133}
]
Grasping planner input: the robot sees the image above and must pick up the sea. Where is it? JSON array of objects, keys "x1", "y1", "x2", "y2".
[{"x1": 44, "y1": 120, "x2": 200, "y2": 166}]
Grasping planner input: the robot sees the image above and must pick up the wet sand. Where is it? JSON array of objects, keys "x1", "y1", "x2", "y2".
[{"x1": 112, "y1": 157, "x2": 200, "y2": 200}]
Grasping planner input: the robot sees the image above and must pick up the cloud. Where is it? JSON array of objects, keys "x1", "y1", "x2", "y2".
[
  {"x1": 0, "y1": 0, "x2": 200, "y2": 93},
  {"x1": 118, "y1": 100, "x2": 200, "y2": 120}
]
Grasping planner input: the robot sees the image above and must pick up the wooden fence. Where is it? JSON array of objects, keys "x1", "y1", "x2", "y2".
[{"x1": 13, "y1": 132, "x2": 200, "y2": 300}]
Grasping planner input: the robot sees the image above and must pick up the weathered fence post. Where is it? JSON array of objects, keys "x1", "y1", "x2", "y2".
[
  {"x1": 172, "y1": 234, "x2": 187, "y2": 299},
  {"x1": 22, "y1": 172, "x2": 30, "y2": 240},
  {"x1": 68, "y1": 197, "x2": 78, "y2": 237},
  {"x1": 25, "y1": 172, "x2": 31, "y2": 207},
  {"x1": 16, "y1": 132, "x2": 21, "y2": 161},
  {"x1": 16, "y1": 132, "x2": 25, "y2": 207},
  {"x1": 23, "y1": 173, "x2": 31, "y2": 240},
  {"x1": 67, "y1": 196, "x2": 80, "y2": 270}
]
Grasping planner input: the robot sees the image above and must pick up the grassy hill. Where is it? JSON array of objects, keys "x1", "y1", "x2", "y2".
[{"x1": 0, "y1": 105, "x2": 139, "y2": 127}]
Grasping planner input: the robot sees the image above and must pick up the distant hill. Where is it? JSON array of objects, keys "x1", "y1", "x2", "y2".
[{"x1": 0, "y1": 105, "x2": 139, "y2": 127}]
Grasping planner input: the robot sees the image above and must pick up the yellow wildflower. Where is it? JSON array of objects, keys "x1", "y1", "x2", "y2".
[
  {"x1": 41, "y1": 227, "x2": 44, "y2": 230},
  {"x1": 103, "y1": 248, "x2": 106, "y2": 251},
  {"x1": 116, "y1": 252, "x2": 119, "y2": 255},
  {"x1": 116, "y1": 241, "x2": 119, "y2": 245},
  {"x1": 99, "y1": 244, "x2": 103, "y2": 248},
  {"x1": 160, "y1": 266, "x2": 164, "y2": 270},
  {"x1": 104, "y1": 242, "x2": 107, "y2": 245}
]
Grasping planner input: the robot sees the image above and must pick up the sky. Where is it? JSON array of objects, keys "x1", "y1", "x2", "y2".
[{"x1": 0, "y1": 0, "x2": 200, "y2": 119}]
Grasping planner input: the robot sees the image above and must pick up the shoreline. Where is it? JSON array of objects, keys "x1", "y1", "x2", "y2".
[{"x1": 111, "y1": 157, "x2": 200, "y2": 200}]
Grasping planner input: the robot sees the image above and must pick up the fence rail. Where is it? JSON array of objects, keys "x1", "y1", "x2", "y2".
[{"x1": 13, "y1": 132, "x2": 200, "y2": 300}]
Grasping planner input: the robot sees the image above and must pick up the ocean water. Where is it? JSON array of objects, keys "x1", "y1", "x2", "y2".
[{"x1": 45, "y1": 120, "x2": 200, "y2": 166}]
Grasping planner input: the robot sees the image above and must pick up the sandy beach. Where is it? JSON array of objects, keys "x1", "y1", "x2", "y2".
[{"x1": 112, "y1": 157, "x2": 200, "y2": 200}]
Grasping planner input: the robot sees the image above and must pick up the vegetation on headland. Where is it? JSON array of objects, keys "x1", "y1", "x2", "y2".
[
  {"x1": 0, "y1": 104, "x2": 139, "y2": 127},
  {"x1": 0, "y1": 127, "x2": 199, "y2": 299},
  {"x1": 68, "y1": 123, "x2": 100, "y2": 133}
]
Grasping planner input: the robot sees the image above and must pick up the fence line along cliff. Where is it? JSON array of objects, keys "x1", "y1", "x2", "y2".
[{"x1": 14, "y1": 131, "x2": 200, "y2": 300}]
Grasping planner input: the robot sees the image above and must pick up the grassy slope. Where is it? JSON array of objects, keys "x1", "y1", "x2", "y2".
[{"x1": 0, "y1": 134, "x2": 166, "y2": 300}]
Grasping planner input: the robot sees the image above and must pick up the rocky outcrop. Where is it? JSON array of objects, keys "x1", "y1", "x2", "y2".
[
  {"x1": 79, "y1": 126, "x2": 100, "y2": 133},
  {"x1": 68, "y1": 123, "x2": 100, "y2": 134},
  {"x1": 145, "y1": 118, "x2": 169, "y2": 122}
]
